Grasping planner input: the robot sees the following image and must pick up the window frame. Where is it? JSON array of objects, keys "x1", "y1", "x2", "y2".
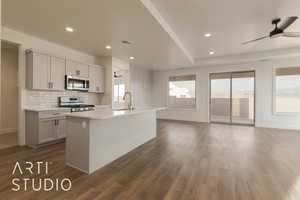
[
  {"x1": 167, "y1": 74, "x2": 197, "y2": 110},
  {"x1": 273, "y1": 66, "x2": 300, "y2": 116}
]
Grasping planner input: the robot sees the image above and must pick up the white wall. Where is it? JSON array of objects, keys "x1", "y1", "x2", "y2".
[
  {"x1": 153, "y1": 57, "x2": 300, "y2": 130},
  {"x1": 2, "y1": 26, "x2": 103, "y2": 145},
  {"x1": 130, "y1": 66, "x2": 153, "y2": 107}
]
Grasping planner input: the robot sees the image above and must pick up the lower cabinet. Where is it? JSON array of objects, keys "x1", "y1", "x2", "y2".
[
  {"x1": 26, "y1": 110, "x2": 68, "y2": 147},
  {"x1": 56, "y1": 119, "x2": 66, "y2": 139},
  {"x1": 39, "y1": 119, "x2": 55, "y2": 144},
  {"x1": 38, "y1": 118, "x2": 66, "y2": 144}
]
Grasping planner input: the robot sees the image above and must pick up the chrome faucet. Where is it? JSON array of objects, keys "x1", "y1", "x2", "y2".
[{"x1": 123, "y1": 91, "x2": 134, "y2": 110}]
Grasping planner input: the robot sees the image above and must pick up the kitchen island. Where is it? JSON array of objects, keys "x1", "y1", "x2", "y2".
[{"x1": 65, "y1": 107, "x2": 163, "y2": 174}]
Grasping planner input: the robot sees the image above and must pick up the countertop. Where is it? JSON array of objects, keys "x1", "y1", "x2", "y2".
[
  {"x1": 24, "y1": 105, "x2": 111, "y2": 112},
  {"x1": 65, "y1": 107, "x2": 165, "y2": 120},
  {"x1": 24, "y1": 107, "x2": 71, "y2": 112}
]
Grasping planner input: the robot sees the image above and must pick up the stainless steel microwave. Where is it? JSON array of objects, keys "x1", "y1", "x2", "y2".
[{"x1": 65, "y1": 75, "x2": 89, "y2": 91}]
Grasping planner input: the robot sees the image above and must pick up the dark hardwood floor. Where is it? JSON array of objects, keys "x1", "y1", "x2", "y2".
[{"x1": 1, "y1": 120, "x2": 300, "y2": 200}]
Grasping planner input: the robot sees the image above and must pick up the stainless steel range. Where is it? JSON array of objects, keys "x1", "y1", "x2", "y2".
[{"x1": 58, "y1": 97, "x2": 95, "y2": 112}]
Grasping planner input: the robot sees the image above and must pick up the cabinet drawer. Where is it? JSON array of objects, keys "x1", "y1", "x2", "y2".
[{"x1": 39, "y1": 110, "x2": 69, "y2": 119}]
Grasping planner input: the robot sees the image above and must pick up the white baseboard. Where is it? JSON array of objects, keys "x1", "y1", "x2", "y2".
[{"x1": 0, "y1": 128, "x2": 17, "y2": 135}]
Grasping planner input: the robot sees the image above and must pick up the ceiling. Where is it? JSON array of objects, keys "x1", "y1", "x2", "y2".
[
  {"x1": 147, "y1": 0, "x2": 300, "y2": 62},
  {"x1": 2, "y1": 0, "x2": 191, "y2": 70},
  {"x1": 3, "y1": 0, "x2": 300, "y2": 70}
]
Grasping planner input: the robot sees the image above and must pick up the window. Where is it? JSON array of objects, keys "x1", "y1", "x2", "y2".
[
  {"x1": 113, "y1": 70, "x2": 128, "y2": 108},
  {"x1": 275, "y1": 67, "x2": 300, "y2": 114},
  {"x1": 114, "y1": 83, "x2": 125, "y2": 103},
  {"x1": 168, "y1": 75, "x2": 196, "y2": 108}
]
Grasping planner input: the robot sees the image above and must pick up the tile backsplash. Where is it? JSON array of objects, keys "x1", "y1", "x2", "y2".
[{"x1": 25, "y1": 90, "x2": 101, "y2": 108}]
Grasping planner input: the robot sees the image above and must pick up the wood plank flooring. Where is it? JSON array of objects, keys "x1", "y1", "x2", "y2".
[
  {"x1": 0, "y1": 132, "x2": 18, "y2": 149},
  {"x1": 1, "y1": 120, "x2": 300, "y2": 200}
]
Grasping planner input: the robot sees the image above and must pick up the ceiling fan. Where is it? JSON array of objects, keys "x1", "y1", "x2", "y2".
[{"x1": 243, "y1": 16, "x2": 300, "y2": 45}]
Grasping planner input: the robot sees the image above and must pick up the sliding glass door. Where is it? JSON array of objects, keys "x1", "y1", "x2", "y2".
[
  {"x1": 210, "y1": 73, "x2": 231, "y2": 123},
  {"x1": 210, "y1": 71, "x2": 255, "y2": 125},
  {"x1": 231, "y1": 72, "x2": 255, "y2": 124}
]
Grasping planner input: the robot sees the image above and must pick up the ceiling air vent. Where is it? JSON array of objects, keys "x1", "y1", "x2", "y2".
[{"x1": 122, "y1": 40, "x2": 132, "y2": 45}]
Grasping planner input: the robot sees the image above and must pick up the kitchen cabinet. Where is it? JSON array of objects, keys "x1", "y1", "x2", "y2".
[
  {"x1": 50, "y1": 56, "x2": 66, "y2": 90},
  {"x1": 89, "y1": 65, "x2": 105, "y2": 93},
  {"x1": 26, "y1": 109, "x2": 69, "y2": 147},
  {"x1": 26, "y1": 50, "x2": 66, "y2": 91},
  {"x1": 39, "y1": 119, "x2": 55, "y2": 143},
  {"x1": 39, "y1": 118, "x2": 66, "y2": 143},
  {"x1": 66, "y1": 60, "x2": 89, "y2": 78},
  {"x1": 55, "y1": 119, "x2": 66, "y2": 139},
  {"x1": 38, "y1": 118, "x2": 66, "y2": 144}
]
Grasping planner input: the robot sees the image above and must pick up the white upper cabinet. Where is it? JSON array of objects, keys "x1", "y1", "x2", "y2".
[
  {"x1": 66, "y1": 60, "x2": 89, "y2": 78},
  {"x1": 26, "y1": 50, "x2": 105, "y2": 94},
  {"x1": 26, "y1": 51, "x2": 66, "y2": 91},
  {"x1": 32, "y1": 52, "x2": 51, "y2": 90},
  {"x1": 89, "y1": 65, "x2": 105, "y2": 93},
  {"x1": 50, "y1": 56, "x2": 66, "y2": 91}
]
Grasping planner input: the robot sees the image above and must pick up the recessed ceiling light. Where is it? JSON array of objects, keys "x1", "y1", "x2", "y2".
[
  {"x1": 129, "y1": 56, "x2": 135, "y2": 60},
  {"x1": 204, "y1": 33, "x2": 211, "y2": 37},
  {"x1": 65, "y1": 27, "x2": 74, "y2": 32},
  {"x1": 209, "y1": 51, "x2": 215, "y2": 55},
  {"x1": 105, "y1": 45, "x2": 112, "y2": 49}
]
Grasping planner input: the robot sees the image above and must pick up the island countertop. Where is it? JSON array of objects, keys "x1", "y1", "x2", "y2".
[{"x1": 65, "y1": 107, "x2": 165, "y2": 120}]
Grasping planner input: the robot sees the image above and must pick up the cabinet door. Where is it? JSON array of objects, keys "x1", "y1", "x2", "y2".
[
  {"x1": 77, "y1": 63, "x2": 89, "y2": 78},
  {"x1": 89, "y1": 65, "x2": 104, "y2": 93},
  {"x1": 56, "y1": 119, "x2": 66, "y2": 139},
  {"x1": 66, "y1": 60, "x2": 78, "y2": 76},
  {"x1": 39, "y1": 120, "x2": 55, "y2": 144},
  {"x1": 66, "y1": 60, "x2": 89, "y2": 78},
  {"x1": 50, "y1": 56, "x2": 66, "y2": 91},
  {"x1": 98, "y1": 66, "x2": 105, "y2": 93},
  {"x1": 33, "y1": 53, "x2": 51, "y2": 90},
  {"x1": 88, "y1": 66, "x2": 97, "y2": 92}
]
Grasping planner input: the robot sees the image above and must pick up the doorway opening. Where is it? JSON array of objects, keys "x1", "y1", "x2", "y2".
[
  {"x1": 209, "y1": 71, "x2": 255, "y2": 126},
  {"x1": 0, "y1": 40, "x2": 19, "y2": 149}
]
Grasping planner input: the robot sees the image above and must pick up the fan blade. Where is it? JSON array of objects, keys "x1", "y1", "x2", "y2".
[
  {"x1": 279, "y1": 16, "x2": 298, "y2": 30},
  {"x1": 282, "y1": 32, "x2": 300, "y2": 37},
  {"x1": 242, "y1": 36, "x2": 269, "y2": 45}
]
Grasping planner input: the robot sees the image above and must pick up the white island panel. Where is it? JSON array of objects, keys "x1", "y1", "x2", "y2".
[
  {"x1": 89, "y1": 110, "x2": 156, "y2": 173},
  {"x1": 66, "y1": 109, "x2": 159, "y2": 174}
]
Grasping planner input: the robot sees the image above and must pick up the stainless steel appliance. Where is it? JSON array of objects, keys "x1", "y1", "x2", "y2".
[
  {"x1": 58, "y1": 97, "x2": 95, "y2": 112},
  {"x1": 65, "y1": 75, "x2": 89, "y2": 91}
]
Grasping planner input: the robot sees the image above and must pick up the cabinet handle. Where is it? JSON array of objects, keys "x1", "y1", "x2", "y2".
[
  {"x1": 48, "y1": 82, "x2": 53, "y2": 89},
  {"x1": 76, "y1": 70, "x2": 80, "y2": 76}
]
